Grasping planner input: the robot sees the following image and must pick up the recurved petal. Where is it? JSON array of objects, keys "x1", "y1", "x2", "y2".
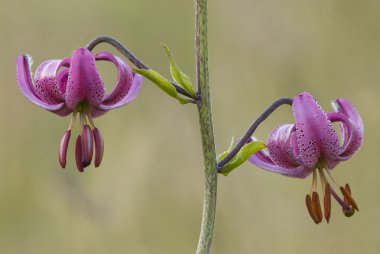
[
  {"x1": 249, "y1": 148, "x2": 312, "y2": 178},
  {"x1": 65, "y1": 48, "x2": 105, "y2": 109},
  {"x1": 34, "y1": 60, "x2": 65, "y2": 104},
  {"x1": 331, "y1": 99, "x2": 364, "y2": 160},
  {"x1": 268, "y1": 124, "x2": 301, "y2": 169},
  {"x1": 95, "y1": 72, "x2": 143, "y2": 114},
  {"x1": 292, "y1": 92, "x2": 340, "y2": 168},
  {"x1": 16, "y1": 55, "x2": 66, "y2": 112},
  {"x1": 95, "y1": 51, "x2": 133, "y2": 105},
  {"x1": 333, "y1": 98, "x2": 364, "y2": 132}
]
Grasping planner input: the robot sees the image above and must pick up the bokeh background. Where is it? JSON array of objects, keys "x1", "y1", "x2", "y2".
[{"x1": 1, "y1": 0, "x2": 379, "y2": 253}]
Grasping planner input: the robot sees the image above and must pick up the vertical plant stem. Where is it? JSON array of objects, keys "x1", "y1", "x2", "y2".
[{"x1": 195, "y1": 0, "x2": 218, "y2": 254}]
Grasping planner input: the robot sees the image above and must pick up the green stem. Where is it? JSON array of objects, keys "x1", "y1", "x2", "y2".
[{"x1": 195, "y1": 0, "x2": 218, "y2": 254}]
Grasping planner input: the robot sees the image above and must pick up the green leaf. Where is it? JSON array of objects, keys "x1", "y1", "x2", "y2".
[
  {"x1": 162, "y1": 43, "x2": 197, "y2": 98},
  {"x1": 217, "y1": 137, "x2": 236, "y2": 161},
  {"x1": 133, "y1": 68, "x2": 190, "y2": 104},
  {"x1": 219, "y1": 141, "x2": 266, "y2": 176}
]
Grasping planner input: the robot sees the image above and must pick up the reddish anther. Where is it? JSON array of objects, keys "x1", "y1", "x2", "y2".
[
  {"x1": 81, "y1": 125, "x2": 93, "y2": 166},
  {"x1": 75, "y1": 135, "x2": 84, "y2": 172},
  {"x1": 58, "y1": 130, "x2": 71, "y2": 168},
  {"x1": 340, "y1": 185, "x2": 359, "y2": 211},
  {"x1": 93, "y1": 128, "x2": 104, "y2": 168}
]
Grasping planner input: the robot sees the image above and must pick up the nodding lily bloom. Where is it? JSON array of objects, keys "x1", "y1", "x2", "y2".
[
  {"x1": 16, "y1": 48, "x2": 143, "y2": 172},
  {"x1": 249, "y1": 92, "x2": 363, "y2": 224}
]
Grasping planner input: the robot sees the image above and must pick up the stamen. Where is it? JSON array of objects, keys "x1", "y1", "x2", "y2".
[
  {"x1": 58, "y1": 130, "x2": 71, "y2": 169},
  {"x1": 93, "y1": 128, "x2": 104, "y2": 168},
  {"x1": 306, "y1": 194, "x2": 319, "y2": 224},
  {"x1": 68, "y1": 112, "x2": 78, "y2": 131},
  {"x1": 317, "y1": 168, "x2": 326, "y2": 190},
  {"x1": 324, "y1": 183, "x2": 332, "y2": 223},
  {"x1": 325, "y1": 168, "x2": 340, "y2": 188},
  {"x1": 331, "y1": 188, "x2": 354, "y2": 217},
  {"x1": 340, "y1": 185, "x2": 359, "y2": 211},
  {"x1": 75, "y1": 135, "x2": 84, "y2": 172},
  {"x1": 79, "y1": 112, "x2": 87, "y2": 127},
  {"x1": 312, "y1": 192, "x2": 323, "y2": 223},
  {"x1": 86, "y1": 113, "x2": 96, "y2": 129},
  {"x1": 81, "y1": 125, "x2": 94, "y2": 166},
  {"x1": 310, "y1": 169, "x2": 318, "y2": 195},
  {"x1": 345, "y1": 183, "x2": 352, "y2": 194}
]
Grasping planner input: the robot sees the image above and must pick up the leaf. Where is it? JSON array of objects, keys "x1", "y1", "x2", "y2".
[
  {"x1": 219, "y1": 141, "x2": 266, "y2": 176},
  {"x1": 133, "y1": 68, "x2": 190, "y2": 104},
  {"x1": 217, "y1": 137, "x2": 236, "y2": 161},
  {"x1": 162, "y1": 43, "x2": 197, "y2": 98}
]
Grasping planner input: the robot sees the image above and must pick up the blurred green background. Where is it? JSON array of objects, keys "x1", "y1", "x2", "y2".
[{"x1": 1, "y1": 0, "x2": 379, "y2": 253}]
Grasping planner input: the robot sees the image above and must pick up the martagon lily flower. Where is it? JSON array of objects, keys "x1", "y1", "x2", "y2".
[
  {"x1": 249, "y1": 92, "x2": 363, "y2": 224},
  {"x1": 16, "y1": 48, "x2": 143, "y2": 172}
]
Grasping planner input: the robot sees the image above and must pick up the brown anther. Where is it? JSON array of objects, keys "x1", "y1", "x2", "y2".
[
  {"x1": 324, "y1": 183, "x2": 332, "y2": 223},
  {"x1": 340, "y1": 185, "x2": 359, "y2": 211},
  {"x1": 306, "y1": 194, "x2": 320, "y2": 224},
  {"x1": 345, "y1": 183, "x2": 352, "y2": 194},
  {"x1": 312, "y1": 192, "x2": 323, "y2": 223}
]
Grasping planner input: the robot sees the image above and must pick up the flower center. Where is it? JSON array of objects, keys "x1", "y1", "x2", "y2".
[{"x1": 305, "y1": 168, "x2": 358, "y2": 224}]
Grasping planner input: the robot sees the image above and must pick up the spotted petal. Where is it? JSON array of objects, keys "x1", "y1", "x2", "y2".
[
  {"x1": 292, "y1": 92, "x2": 340, "y2": 168},
  {"x1": 332, "y1": 98, "x2": 363, "y2": 160},
  {"x1": 16, "y1": 55, "x2": 67, "y2": 114},
  {"x1": 34, "y1": 60, "x2": 65, "y2": 104},
  {"x1": 249, "y1": 147, "x2": 311, "y2": 178},
  {"x1": 65, "y1": 48, "x2": 105, "y2": 110},
  {"x1": 268, "y1": 124, "x2": 301, "y2": 169},
  {"x1": 96, "y1": 73, "x2": 143, "y2": 112},
  {"x1": 95, "y1": 51, "x2": 133, "y2": 105}
]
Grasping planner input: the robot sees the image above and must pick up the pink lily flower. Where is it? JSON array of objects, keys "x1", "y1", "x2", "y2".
[
  {"x1": 16, "y1": 48, "x2": 143, "y2": 172},
  {"x1": 249, "y1": 92, "x2": 363, "y2": 223}
]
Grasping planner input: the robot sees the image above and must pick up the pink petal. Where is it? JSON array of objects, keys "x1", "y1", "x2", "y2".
[
  {"x1": 292, "y1": 92, "x2": 340, "y2": 168},
  {"x1": 331, "y1": 99, "x2": 364, "y2": 160},
  {"x1": 93, "y1": 73, "x2": 143, "y2": 116},
  {"x1": 16, "y1": 55, "x2": 68, "y2": 114},
  {"x1": 249, "y1": 149, "x2": 311, "y2": 178},
  {"x1": 65, "y1": 48, "x2": 105, "y2": 110},
  {"x1": 95, "y1": 51, "x2": 133, "y2": 104},
  {"x1": 34, "y1": 60, "x2": 65, "y2": 104},
  {"x1": 268, "y1": 124, "x2": 301, "y2": 169}
]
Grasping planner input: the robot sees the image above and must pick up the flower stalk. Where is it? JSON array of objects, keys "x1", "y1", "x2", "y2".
[
  {"x1": 195, "y1": 0, "x2": 218, "y2": 253},
  {"x1": 86, "y1": 36, "x2": 196, "y2": 101},
  {"x1": 217, "y1": 97, "x2": 293, "y2": 170}
]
